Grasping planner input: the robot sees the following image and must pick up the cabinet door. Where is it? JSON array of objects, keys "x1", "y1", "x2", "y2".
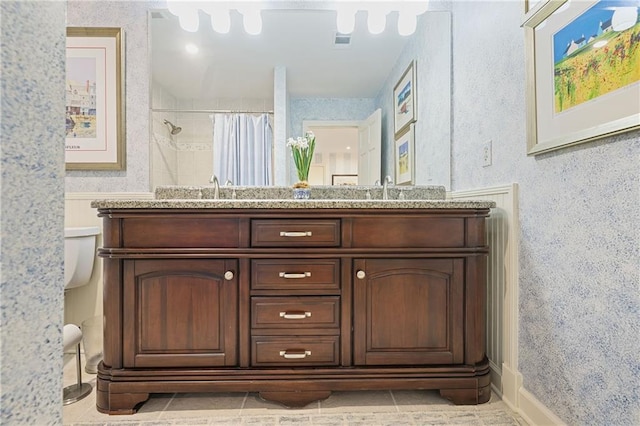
[
  {"x1": 353, "y1": 258, "x2": 464, "y2": 366},
  {"x1": 123, "y1": 259, "x2": 238, "y2": 368}
]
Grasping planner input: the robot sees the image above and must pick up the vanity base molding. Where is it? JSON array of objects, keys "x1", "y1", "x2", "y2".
[
  {"x1": 96, "y1": 361, "x2": 491, "y2": 414},
  {"x1": 95, "y1": 206, "x2": 493, "y2": 415}
]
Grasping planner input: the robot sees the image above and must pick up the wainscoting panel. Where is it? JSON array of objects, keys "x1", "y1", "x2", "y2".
[{"x1": 449, "y1": 184, "x2": 519, "y2": 399}]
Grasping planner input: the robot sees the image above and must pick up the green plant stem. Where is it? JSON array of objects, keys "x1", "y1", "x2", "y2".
[{"x1": 291, "y1": 137, "x2": 315, "y2": 182}]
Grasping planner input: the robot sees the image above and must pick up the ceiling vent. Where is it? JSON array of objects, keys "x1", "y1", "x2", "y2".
[{"x1": 334, "y1": 32, "x2": 351, "y2": 47}]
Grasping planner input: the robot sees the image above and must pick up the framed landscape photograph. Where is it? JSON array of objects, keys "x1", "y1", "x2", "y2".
[
  {"x1": 394, "y1": 124, "x2": 415, "y2": 185},
  {"x1": 393, "y1": 60, "x2": 417, "y2": 137},
  {"x1": 523, "y1": 0, "x2": 640, "y2": 155},
  {"x1": 66, "y1": 27, "x2": 125, "y2": 170}
]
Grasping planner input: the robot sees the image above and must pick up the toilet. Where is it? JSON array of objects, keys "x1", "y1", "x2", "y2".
[
  {"x1": 63, "y1": 226, "x2": 100, "y2": 405},
  {"x1": 65, "y1": 226, "x2": 100, "y2": 290}
]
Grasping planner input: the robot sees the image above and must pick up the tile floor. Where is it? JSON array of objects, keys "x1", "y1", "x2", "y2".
[{"x1": 63, "y1": 354, "x2": 528, "y2": 425}]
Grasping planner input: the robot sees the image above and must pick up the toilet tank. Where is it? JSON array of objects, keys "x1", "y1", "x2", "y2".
[{"x1": 64, "y1": 226, "x2": 100, "y2": 290}]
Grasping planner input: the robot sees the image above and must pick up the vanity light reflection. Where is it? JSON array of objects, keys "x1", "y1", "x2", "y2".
[{"x1": 166, "y1": 1, "x2": 429, "y2": 36}]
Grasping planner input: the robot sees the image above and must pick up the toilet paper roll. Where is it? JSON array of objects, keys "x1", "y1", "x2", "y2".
[{"x1": 63, "y1": 324, "x2": 83, "y2": 351}]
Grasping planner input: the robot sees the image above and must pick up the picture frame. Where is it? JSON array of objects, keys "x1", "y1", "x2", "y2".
[
  {"x1": 393, "y1": 60, "x2": 417, "y2": 137},
  {"x1": 523, "y1": 0, "x2": 546, "y2": 16},
  {"x1": 394, "y1": 124, "x2": 415, "y2": 185},
  {"x1": 66, "y1": 27, "x2": 125, "y2": 170},
  {"x1": 331, "y1": 174, "x2": 358, "y2": 186},
  {"x1": 523, "y1": 0, "x2": 640, "y2": 156}
]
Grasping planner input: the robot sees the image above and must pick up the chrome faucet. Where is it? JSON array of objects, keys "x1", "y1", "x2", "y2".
[
  {"x1": 209, "y1": 174, "x2": 220, "y2": 199},
  {"x1": 382, "y1": 175, "x2": 393, "y2": 200}
]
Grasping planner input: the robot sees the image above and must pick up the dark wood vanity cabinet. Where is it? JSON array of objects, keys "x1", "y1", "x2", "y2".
[
  {"x1": 352, "y1": 258, "x2": 465, "y2": 366},
  {"x1": 122, "y1": 259, "x2": 238, "y2": 368},
  {"x1": 95, "y1": 207, "x2": 491, "y2": 414}
]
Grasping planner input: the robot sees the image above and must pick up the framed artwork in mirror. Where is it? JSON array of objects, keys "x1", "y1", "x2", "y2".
[
  {"x1": 66, "y1": 27, "x2": 125, "y2": 170},
  {"x1": 394, "y1": 124, "x2": 415, "y2": 185},
  {"x1": 332, "y1": 174, "x2": 358, "y2": 186},
  {"x1": 523, "y1": 0, "x2": 640, "y2": 155},
  {"x1": 393, "y1": 60, "x2": 417, "y2": 137}
]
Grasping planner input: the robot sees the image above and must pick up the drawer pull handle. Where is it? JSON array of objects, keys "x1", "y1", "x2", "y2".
[
  {"x1": 356, "y1": 270, "x2": 366, "y2": 279},
  {"x1": 224, "y1": 271, "x2": 234, "y2": 281},
  {"x1": 279, "y1": 311, "x2": 312, "y2": 319},
  {"x1": 279, "y1": 272, "x2": 311, "y2": 279},
  {"x1": 279, "y1": 350, "x2": 311, "y2": 359},
  {"x1": 279, "y1": 231, "x2": 313, "y2": 237}
]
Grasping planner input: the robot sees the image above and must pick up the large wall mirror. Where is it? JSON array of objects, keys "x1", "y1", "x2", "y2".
[{"x1": 150, "y1": 3, "x2": 451, "y2": 189}]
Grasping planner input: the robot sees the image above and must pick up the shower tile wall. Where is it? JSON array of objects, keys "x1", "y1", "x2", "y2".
[
  {"x1": 151, "y1": 81, "x2": 178, "y2": 188},
  {"x1": 152, "y1": 93, "x2": 273, "y2": 188}
]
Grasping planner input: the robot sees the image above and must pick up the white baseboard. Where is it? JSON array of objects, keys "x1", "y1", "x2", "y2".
[
  {"x1": 501, "y1": 363, "x2": 522, "y2": 411},
  {"x1": 518, "y1": 388, "x2": 567, "y2": 426}
]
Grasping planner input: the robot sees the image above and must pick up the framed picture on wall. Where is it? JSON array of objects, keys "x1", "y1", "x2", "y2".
[
  {"x1": 523, "y1": 0, "x2": 640, "y2": 155},
  {"x1": 523, "y1": 0, "x2": 545, "y2": 16},
  {"x1": 65, "y1": 27, "x2": 125, "y2": 170},
  {"x1": 393, "y1": 60, "x2": 417, "y2": 137},
  {"x1": 394, "y1": 124, "x2": 415, "y2": 185},
  {"x1": 331, "y1": 174, "x2": 358, "y2": 186}
]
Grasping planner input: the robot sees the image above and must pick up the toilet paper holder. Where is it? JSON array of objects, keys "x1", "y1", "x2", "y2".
[{"x1": 63, "y1": 324, "x2": 92, "y2": 405}]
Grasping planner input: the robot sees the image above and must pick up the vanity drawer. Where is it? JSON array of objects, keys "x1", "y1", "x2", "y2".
[
  {"x1": 251, "y1": 296, "x2": 340, "y2": 329},
  {"x1": 251, "y1": 259, "x2": 340, "y2": 292},
  {"x1": 251, "y1": 336, "x2": 340, "y2": 366},
  {"x1": 251, "y1": 219, "x2": 340, "y2": 247},
  {"x1": 122, "y1": 217, "x2": 240, "y2": 248},
  {"x1": 350, "y1": 217, "x2": 465, "y2": 248}
]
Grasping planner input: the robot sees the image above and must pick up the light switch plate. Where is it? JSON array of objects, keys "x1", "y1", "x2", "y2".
[{"x1": 482, "y1": 140, "x2": 492, "y2": 167}]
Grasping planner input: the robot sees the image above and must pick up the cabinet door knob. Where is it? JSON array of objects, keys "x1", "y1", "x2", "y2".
[
  {"x1": 356, "y1": 270, "x2": 366, "y2": 279},
  {"x1": 224, "y1": 271, "x2": 234, "y2": 281}
]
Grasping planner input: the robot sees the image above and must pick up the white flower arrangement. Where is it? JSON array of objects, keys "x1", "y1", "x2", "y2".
[{"x1": 286, "y1": 130, "x2": 316, "y2": 188}]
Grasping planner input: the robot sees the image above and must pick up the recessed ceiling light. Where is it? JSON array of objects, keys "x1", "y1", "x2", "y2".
[
  {"x1": 185, "y1": 43, "x2": 199, "y2": 54},
  {"x1": 346, "y1": 146, "x2": 351, "y2": 150}
]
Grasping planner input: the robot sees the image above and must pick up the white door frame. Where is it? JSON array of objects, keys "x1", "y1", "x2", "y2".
[{"x1": 303, "y1": 120, "x2": 361, "y2": 185}]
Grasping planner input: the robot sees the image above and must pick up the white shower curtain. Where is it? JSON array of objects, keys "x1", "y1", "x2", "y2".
[{"x1": 212, "y1": 113, "x2": 273, "y2": 186}]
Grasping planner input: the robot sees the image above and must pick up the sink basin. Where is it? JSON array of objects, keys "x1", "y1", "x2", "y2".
[{"x1": 155, "y1": 185, "x2": 447, "y2": 201}]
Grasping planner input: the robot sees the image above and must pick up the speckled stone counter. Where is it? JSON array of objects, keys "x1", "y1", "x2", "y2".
[
  {"x1": 92, "y1": 185, "x2": 495, "y2": 209},
  {"x1": 91, "y1": 198, "x2": 495, "y2": 209},
  {"x1": 154, "y1": 185, "x2": 448, "y2": 201}
]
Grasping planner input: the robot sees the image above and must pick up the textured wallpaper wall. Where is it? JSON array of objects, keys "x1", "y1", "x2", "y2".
[
  {"x1": 448, "y1": 2, "x2": 639, "y2": 424},
  {"x1": 288, "y1": 97, "x2": 377, "y2": 137},
  {"x1": 1, "y1": 2, "x2": 66, "y2": 423}
]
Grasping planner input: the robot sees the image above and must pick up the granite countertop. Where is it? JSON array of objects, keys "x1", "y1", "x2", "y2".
[
  {"x1": 91, "y1": 199, "x2": 496, "y2": 210},
  {"x1": 91, "y1": 185, "x2": 496, "y2": 209}
]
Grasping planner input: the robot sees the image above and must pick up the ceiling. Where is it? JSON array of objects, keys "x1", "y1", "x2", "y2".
[{"x1": 151, "y1": 7, "x2": 413, "y2": 100}]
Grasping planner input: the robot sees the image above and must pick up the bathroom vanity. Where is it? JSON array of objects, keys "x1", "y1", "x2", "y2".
[{"x1": 92, "y1": 187, "x2": 495, "y2": 414}]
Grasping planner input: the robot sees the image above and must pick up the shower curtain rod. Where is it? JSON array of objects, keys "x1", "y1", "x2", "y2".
[{"x1": 152, "y1": 108, "x2": 273, "y2": 115}]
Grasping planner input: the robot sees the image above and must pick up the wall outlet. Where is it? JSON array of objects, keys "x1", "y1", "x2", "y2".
[{"x1": 482, "y1": 140, "x2": 492, "y2": 167}]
